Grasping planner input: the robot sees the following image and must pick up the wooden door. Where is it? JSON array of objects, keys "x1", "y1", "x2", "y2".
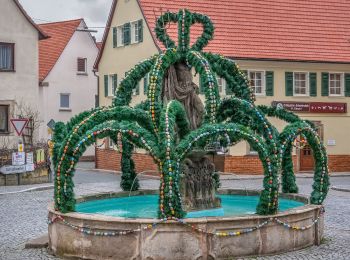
[{"x1": 299, "y1": 121, "x2": 323, "y2": 171}]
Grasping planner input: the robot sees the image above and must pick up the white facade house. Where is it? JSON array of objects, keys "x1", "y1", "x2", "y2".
[
  {"x1": 0, "y1": 0, "x2": 47, "y2": 145},
  {"x1": 38, "y1": 19, "x2": 98, "y2": 157}
]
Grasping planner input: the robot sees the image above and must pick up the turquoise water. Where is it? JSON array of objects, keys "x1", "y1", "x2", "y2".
[{"x1": 76, "y1": 195, "x2": 304, "y2": 219}]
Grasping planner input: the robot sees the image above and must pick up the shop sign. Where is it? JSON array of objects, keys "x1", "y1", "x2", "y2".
[{"x1": 272, "y1": 101, "x2": 347, "y2": 113}]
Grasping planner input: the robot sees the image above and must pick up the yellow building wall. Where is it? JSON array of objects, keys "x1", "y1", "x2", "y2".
[
  {"x1": 98, "y1": 0, "x2": 350, "y2": 157},
  {"x1": 98, "y1": 0, "x2": 159, "y2": 107}
]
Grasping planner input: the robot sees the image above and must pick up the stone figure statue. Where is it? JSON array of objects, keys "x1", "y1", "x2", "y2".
[
  {"x1": 162, "y1": 62, "x2": 205, "y2": 130},
  {"x1": 163, "y1": 62, "x2": 221, "y2": 212}
]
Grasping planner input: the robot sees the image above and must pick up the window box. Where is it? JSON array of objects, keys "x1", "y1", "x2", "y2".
[{"x1": 0, "y1": 42, "x2": 15, "y2": 72}]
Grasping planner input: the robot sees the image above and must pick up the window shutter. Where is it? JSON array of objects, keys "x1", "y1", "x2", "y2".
[
  {"x1": 112, "y1": 74, "x2": 118, "y2": 95},
  {"x1": 144, "y1": 74, "x2": 148, "y2": 94},
  {"x1": 199, "y1": 76, "x2": 205, "y2": 94},
  {"x1": 265, "y1": 71, "x2": 274, "y2": 96},
  {"x1": 123, "y1": 23, "x2": 131, "y2": 45},
  {"x1": 104, "y1": 75, "x2": 109, "y2": 97},
  {"x1": 321, "y1": 72, "x2": 329, "y2": 96},
  {"x1": 113, "y1": 27, "x2": 117, "y2": 48},
  {"x1": 138, "y1": 20, "x2": 143, "y2": 42},
  {"x1": 309, "y1": 72, "x2": 317, "y2": 97},
  {"x1": 344, "y1": 73, "x2": 350, "y2": 97},
  {"x1": 285, "y1": 72, "x2": 293, "y2": 96}
]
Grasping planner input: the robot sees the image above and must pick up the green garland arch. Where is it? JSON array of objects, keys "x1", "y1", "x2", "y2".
[{"x1": 52, "y1": 9, "x2": 330, "y2": 218}]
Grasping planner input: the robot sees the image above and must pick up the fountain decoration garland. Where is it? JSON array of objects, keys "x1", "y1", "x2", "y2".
[
  {"x1": 52, "y1": 9, "x2": 330, "y2": 218},
  {"x1": 47, "y1": 207, "x2": 324, "y2": 237},
  {"x1": 120, "y1": 137, "x2": 139, "y2": 191}
]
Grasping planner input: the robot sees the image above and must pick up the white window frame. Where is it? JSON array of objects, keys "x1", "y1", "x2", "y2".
[
  {"x1": 329, "y1": 72, "x2": 344, "y2": 97},
  {"x1": 59, "y1": 93, "x2": 71, "y2": 110},
  {"x1": 293, "y1": 71, "x2": 309, "y2": 96},
  {"x1": 216, "y1": 76, "x2": 225, "y2": 94},
  {"x1": 108, "y1": 74, "x2": 116, "y2": 97},
  {"x1": 248, "y1": 70, "x2": 266, "y2": 96}
]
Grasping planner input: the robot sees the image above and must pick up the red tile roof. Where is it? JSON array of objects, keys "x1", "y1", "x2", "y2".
[
  {"x1": 38, "y1": 19, "x2": 82, "y2": 82},
  {"x1": 95, "y1": 0, "x2": 350, "y2": 69},
  {"x1": 140, "y1": 0, "x2": 350, "y2": 63},
  {"x1": 13, "y1": 0, "x2": 48, "y2": 40}
]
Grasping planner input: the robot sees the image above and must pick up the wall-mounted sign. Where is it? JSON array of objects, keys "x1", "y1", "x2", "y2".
[
  {"x1": 10, "y1": 118, "x2": 29, "y2": 136},
  {"x1": 0, "y1": 165, "x2": 26, "y2": 174},
  {"x1": 18, "y1": 143, "x2": 24, "y2": 152},
  {"x1": 26, "y1": 152, "x2": 34, "y2": 164},
  {"x1": 12, "y1": 152, "x2": 25, "y2": 166},
  {"x1": 272, "y1": 101, "x2": 347, "y2": 113},
  {"x1": 26, "y1": 163, "x2": 35, "y2": 172}
]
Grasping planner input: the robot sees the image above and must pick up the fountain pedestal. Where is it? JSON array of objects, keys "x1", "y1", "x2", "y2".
[{"x1": 180, "y1": 152, "x2": 221, "y2": 212}]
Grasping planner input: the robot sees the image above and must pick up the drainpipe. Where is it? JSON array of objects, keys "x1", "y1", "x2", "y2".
[{"x1": 93, "y1": 69, "x2": 99, "y2": 108}]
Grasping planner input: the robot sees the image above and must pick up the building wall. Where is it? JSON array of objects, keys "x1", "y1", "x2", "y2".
[
  {"x1": 39, "y1": 21, "x2": 98, "y2": 155},
  {"x1": 0, "y1": 0, "x2": 41, "y2": 145},
  {"x1": 98, "y1": 0, "x2": 159, "y2": 107},
  {"x1": 96, "y1": 0, "x2": 350, "y2": 173}
]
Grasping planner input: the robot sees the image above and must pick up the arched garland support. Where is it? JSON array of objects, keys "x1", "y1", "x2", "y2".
[
  {"x1": 279, "y1": 121, "x2": 329, "y2": 202},
  {"x1": 256, "y1": 105, "x2": 317, "y2": 194},
  {"x1": 53, "y1": 107, "x2": 158, "y2": 211},
  {"x1": 113, "y1": 56, "x2": 158, "y2": 107},
  {"x1": 204, "y1": 53, "x2": 255, "y2": 102},
  {"x1": 120, "y1": 137, "x2": 139, "y2": 191},
  {"x1": 216, "y1": 98, "x2": 282, "y2": 213},
  {"x1": 54, "y1": 120, "x2": 160, "y2": 212},
  {"x1": 175, "y1": 123, "x2": 278, "y2": 214}
]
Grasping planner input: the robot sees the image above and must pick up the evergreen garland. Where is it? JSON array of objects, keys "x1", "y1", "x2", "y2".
[
  {"x1": 120, "y1": 138, "x2": 139, "y2": 191},
  {"x1": 52, "y1": 9, "x2": 330, "y2": 218}
]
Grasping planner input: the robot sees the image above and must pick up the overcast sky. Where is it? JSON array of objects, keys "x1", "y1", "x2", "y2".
[{"x1": 19, "y1": 0, "x2": 113, "y2": 41}]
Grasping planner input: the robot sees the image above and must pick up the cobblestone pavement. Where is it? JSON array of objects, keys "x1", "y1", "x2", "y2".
[{"x1": 0, "y1": 170, "x2": 349, "y2": 260}]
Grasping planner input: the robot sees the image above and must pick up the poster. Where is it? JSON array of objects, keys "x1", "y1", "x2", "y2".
[
  {"x1": 26, "y1": 152, "x2": 34, "y2": 164},
  {"x1": 25, "y1": 163, "x2": 35, "y2": 172},
  {"x1": 12, "y1": 152, "x2": 25, "y2": 166},
  {"x1": 36, "y1": 149, "x2": 45, "y2": 164}
]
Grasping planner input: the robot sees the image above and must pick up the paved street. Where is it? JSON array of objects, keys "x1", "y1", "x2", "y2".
[{"x1": 0, "y1": 169, "x2": 349, "y2": 260}]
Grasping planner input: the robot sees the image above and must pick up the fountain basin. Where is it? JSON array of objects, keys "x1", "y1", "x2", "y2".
[{"x1": 48, "y1": 189, "x2": 324, "y2": 260}]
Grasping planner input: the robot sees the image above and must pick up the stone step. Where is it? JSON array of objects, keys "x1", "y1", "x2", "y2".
[{"x1": 25, "y1": 234, "x2": 48, "y2": 249}]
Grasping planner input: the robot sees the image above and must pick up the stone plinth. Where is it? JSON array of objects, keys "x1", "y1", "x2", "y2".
[{"x1": 180, "y1": 152, "x2": 221, "y2": 212}]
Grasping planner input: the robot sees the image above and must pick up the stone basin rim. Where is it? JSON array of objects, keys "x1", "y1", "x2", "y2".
[{"x1": 48, "y1": 189, "x2": 321, "y2": 224}]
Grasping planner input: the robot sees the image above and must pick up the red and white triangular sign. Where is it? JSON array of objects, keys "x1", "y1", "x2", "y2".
[{"x1": 10, "y1": 118, "x2": 29, "y2": 136}]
